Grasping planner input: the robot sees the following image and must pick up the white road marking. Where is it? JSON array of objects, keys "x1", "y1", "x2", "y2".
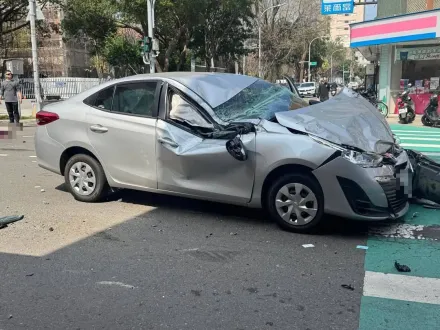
[
  {"x1": 423, "y1": 152, "x2": 440, "y2": 156},
  {"x1": 364, "y1": 271, "x2": 440, "y2": 305},
  {"x1": 369, "y1": 224, "x2": 427, "y2": 240},
  {"x1": 397, "y1": 137, "x2": 440, "y2": 141},
  {"x1": 32, "y1": 161, "x2": 37, "y2": 163},
  {"x1": 97, "y1": 281, "x2": 135, "y2": 289},
  {"x1": 401, "y1": 143, "x2": 440, "y2": 148},
  {"x1": 22, "y1": 136, "x2": 33, "y2": 138},
  {"x1": 0, "y1": 154, "x2": 7, "y2": 157},
  {"x1": 29, "y1": 156, "x2": 37, "y2": 158},
  {"x1": 393, "y1": 130, "x2": 440, "y2": 134},
  {"x1": 179, "y1": 248, "x2": 199, "y2": 252}
]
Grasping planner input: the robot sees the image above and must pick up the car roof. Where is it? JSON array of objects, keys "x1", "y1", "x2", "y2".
[{"x1": 72, "y1": 72, "x2": 260, "y2": 109}]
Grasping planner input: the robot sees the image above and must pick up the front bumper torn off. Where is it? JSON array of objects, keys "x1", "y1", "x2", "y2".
[{"x1": 407, "y1": 149, "x2": 440, "y2": 205}]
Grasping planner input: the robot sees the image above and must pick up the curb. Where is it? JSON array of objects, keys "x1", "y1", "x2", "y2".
[{"x1": 0, "y1": 119, "x2": 37, "y2": 127}]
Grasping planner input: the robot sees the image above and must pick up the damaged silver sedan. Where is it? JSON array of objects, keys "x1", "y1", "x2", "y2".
[{"x1": 35, "y1": 73, "x2": 412, "y2": 232}]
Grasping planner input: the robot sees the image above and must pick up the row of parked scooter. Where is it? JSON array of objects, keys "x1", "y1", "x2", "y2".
[{"x1": 397, "y1": 83, "x2": 440, "y2": 126}]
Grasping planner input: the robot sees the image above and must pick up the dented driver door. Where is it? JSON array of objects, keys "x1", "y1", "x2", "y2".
[{"x1": 155, "y1": 119, "x2": 257, "y2": 205}]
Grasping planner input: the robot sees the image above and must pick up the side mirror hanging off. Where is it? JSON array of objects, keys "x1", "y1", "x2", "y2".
[{"x1": 226, "y1": 136, "x2": 248, "y2": 161}]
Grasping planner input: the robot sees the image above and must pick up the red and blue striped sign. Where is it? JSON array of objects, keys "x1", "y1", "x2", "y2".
[{"x1": 350, "y1": 9, "x2": 440, "y2": 48}]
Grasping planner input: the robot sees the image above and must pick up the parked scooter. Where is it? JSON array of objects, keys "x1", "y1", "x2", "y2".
[
  {"x1": 398, "y1": 84, "x2": 416, "y2": 124},
  {"x1": 421, "y1": 92, "x2": 440, "y2": 127}
]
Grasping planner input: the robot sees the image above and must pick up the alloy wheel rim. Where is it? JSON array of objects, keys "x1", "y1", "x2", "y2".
[
  {"x1": 275, "y1": 183, "x2": 318, "y2": 226},
  {"x1": 69, "y1": 162, "x2": 96, "y2": 196}
]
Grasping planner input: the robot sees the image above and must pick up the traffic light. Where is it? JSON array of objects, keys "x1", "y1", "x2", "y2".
[{"x1": 139, "y1": 36, "x2": 152, "y2": 55}]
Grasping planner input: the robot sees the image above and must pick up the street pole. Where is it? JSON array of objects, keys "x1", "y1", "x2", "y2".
[
  {"x1": 258, "y1": 24, "x2": 262, "y2": 78},
  {"x1": 343, "y1": 62, "x2": 345, "y2": 85},
  {"x1": 308, "y1": 36, "x2": 329, "y2": 82},
  {"x1": 258, "y1": 3, "x2": 287, "y2": 79},
  {"x1": 29, "y1": 0, "x2": 41, "y2": 112},
  {"x1": 147, "y1": 0, "x2": 155, "y2": 74},
  {"x1": 330, "y1": 49, "x2": 345, "y2": 83}
]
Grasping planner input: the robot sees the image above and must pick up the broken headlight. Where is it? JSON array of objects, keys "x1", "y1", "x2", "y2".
[{"x1": 341, "y1": 150, "x2": 383, "y2": 168}]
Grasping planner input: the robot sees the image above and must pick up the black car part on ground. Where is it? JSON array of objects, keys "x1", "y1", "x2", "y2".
[
  {"x1": 407, "y1": 149, "x2": 440, "y2": 205},
  {"x1": 199, "y1": 122, "x2": 256, "y2": 140}
]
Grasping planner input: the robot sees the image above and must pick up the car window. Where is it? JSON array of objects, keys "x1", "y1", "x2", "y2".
[
  {"x1": 93, "y1": 87, "x2": 114, "y2": 110},
  {"x1": 168, "y1": 92, "x2": 214, "y2": 130},
  {"x1": 212, "y1": 80, "x2": 308, "y2": 122},
  {"x1": 301, "y1": 83, "x2": 314, "y2": 88},
  {"x1": 112, "y1": 82, "x2": 157, "y2": 116}
]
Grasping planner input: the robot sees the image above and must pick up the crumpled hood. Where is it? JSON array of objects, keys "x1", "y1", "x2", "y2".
[{"x1": 275, "y1": 88, "x2": 395, "y2": 154}]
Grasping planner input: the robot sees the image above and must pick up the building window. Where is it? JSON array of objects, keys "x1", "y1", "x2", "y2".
[{"x1": 344, "y1": 27, "x2": 349, "y2": 30}]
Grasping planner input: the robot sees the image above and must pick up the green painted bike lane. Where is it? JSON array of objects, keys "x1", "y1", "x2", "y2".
[{"x1": 358, "y1": 124, "x2": 440, "y2": 330}]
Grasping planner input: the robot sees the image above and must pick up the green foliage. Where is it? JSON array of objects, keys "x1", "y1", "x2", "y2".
[
  {"x1": 61, "y1": 0, "x2": 117, "y2": 51},
  {"x1": 103, "y1": 34, "x2": 142, "y2": 71}
]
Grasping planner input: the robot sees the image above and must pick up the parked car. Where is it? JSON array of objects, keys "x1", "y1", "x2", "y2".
[
  {"x1": 297, "y1": 82, "x2": 317, "y2": 97},
  {"x1": 35, "y1": 73, "x2": 410, "y2": 233},
  {"x1": 347, "y1": 81, "x2": 359, "y2": 90}
]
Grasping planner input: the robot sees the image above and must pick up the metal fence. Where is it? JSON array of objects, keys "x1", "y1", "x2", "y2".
[{"x1": 0, "y1": 77, "x2": 110, "y2": 100}]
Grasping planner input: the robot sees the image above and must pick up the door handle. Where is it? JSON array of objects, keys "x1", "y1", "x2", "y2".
[
  {"x1": 158, "y1": 137, "x2": 179, "y2": 148},
  {"x1": 90, "y1": 124, "x2": 108, "y2": 133}
]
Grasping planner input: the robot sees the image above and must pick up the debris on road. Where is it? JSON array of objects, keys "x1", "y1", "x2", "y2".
[
  {"x1": 0, "y1": 215, "x2": 24, "y2": 229},
  {"x1": 40, "y1": 189, "x2": 45, "y2": 192},
  {"x1": 302, "y1": 244, "x2": 315, "y2": 248},
  {"x1": 49, "y1": 227, "x2": 54, "y2": 232},
  {"x1": 394, "y1": 261, "x2": 411, "y2": 273},
  {"x1": 412, "y1": 212, "x2": 419, "y2": 219},
  {"x1": 356, "y1": 245, "x2": 369, "y2": 250},
  {"x1": 26, "y1": 273, "x2": 34, "y2": 277},
  {"x1": 341, "y1": 284, "x2": 355, "y2": 291},
  {"x1": 97, "y1": 281, "x2": 135, "y2": 289},
  {"x1": 230, "y1": 232, "x2": 238, "y2": 236}
]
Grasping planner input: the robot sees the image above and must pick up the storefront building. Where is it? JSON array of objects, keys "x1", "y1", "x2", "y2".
[{"x1": 350, "y1": 0, "x2": 440, "y2": 114}]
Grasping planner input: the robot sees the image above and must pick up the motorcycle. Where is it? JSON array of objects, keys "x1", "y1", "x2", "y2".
[
  {"x1": 421, "y1": 93, "x2": 440, "y2": 127},
  {"x1": 397, "y1": 84, "x2": 416, "y2": 124}
]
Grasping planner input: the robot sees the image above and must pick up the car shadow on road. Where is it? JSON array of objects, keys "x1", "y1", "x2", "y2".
[{"x1": 55, "y1": 183, "x2": 371, "y2": 239}]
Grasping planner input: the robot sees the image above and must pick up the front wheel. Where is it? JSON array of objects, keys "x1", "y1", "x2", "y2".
[
  {"x1": 64, "y1": 154, "x2": 109, "y2": 203},
  {"x1": 421, "y1": 115, "x2": 434, "y2": 126},
  {"x1": 265, "y1": 173, "x2": 325, "y2": 233},
  {"x1": 376, "y1": 101, "x2": 388, "y2": 117}
]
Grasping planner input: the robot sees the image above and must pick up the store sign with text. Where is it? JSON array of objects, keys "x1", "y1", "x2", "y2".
[
  {"x1": 321, "y1": 0, "x2": 354, "y2": 15},
  {"x1": 395, "y1": 47, "x2": 440, "y2": 61}
]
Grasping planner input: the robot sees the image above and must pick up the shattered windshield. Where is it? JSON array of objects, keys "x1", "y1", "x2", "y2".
[{"x1": 212, "y1": 80, "x2": 308, "y2": 122}]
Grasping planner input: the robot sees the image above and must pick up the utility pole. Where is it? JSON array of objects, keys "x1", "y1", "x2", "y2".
[
  {"x1": 147, "y1": 0, "x2": 155, "y2": 74},
  {"x1": 29, "y1": 0, "x2": 42, "y2": 112}
]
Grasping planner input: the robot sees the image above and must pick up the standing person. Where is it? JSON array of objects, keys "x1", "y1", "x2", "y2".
[
  {"x1": 317, "y1": 78, "x2": 330, "y2": 102},
  {"x1": 0, "y1": 70, "x2": 22, "y2": 123}
]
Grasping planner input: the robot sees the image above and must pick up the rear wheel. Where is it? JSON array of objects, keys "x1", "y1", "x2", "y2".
[
  {"x1": 265, "y1": 173, "x2": 325, "y2": 233},
  {"x1": 64, "y1": 154, "x2": 109, "y2": 202},
  {"x1": 399, "y1": 115, "x2": 409, "y2": 124}
]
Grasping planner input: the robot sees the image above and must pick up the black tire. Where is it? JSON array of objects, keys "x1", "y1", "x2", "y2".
[
  {"x1": 399, "y1": 116, "x2": 409, "y2": 124},
  {"x1": 421, "y1": 115, "x2": 433, "y2": 127},
  {"x1": 64, "y1": 154, "x2": 109, "y2": 203},
  {"x1": 265, "y1": 173, "x2": 325, "y2": 233}
]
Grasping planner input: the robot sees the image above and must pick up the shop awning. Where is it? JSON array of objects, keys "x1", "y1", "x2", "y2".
[{"x1": 349, "y1": 9, "x2": 440, "y2": 49}]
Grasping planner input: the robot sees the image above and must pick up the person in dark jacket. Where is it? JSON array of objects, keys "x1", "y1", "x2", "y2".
[
  {"x1": 0, "y1": 70, "x2": 22, "y2": 123},
  {"x1": 317, "y1": 78, "x2": 330, "y2": 101}
]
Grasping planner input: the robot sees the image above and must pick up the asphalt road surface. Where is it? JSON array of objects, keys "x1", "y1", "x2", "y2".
[{"x1": 0, "y1": 124, "x2": 439, "y2": 330}]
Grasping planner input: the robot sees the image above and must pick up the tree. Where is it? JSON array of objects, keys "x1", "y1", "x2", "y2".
[
  {"x1": 0, "y1": 1, "x2": 61, "y2": 41},
  {"x1": 190, "y1": 0, "x2": 254, "y2": 71},
  {"x1": 103, "y1": 34, "x2": 143, "y2": 76},
  {"x1": 61, "y1": 0, "x2": 117, "y2": 54}
]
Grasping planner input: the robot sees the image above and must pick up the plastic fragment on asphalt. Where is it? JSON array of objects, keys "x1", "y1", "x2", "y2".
[
  {"x1": 0, "y1": 215, "x2": 25, "y2": 229},
  {"x1": 302, "y1": 244, "x2": 315, "y2": 248},
  {"x1": 394, "y1": 261, "x2": 411, "y2": 273},
  {"x1": 356, "y1": 245, "x2": 369, "y2": 250},
  {"x1": 341, "y1": 284, "x2": 355, "y2": 291},
  {"x1": 412, "y1": 212, "x2": 419, "y2": 219},
  {"x1": 40, "y1": 189, "x2": 45, "y2": 192}
]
